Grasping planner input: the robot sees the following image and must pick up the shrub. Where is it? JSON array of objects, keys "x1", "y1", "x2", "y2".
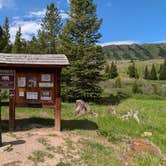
[
  {"x1": 132, "y1": 80, "x2": 142, "y2": 94},
  {"x1": 114, "y1": 77, "x2": 122, "y2": 88}
]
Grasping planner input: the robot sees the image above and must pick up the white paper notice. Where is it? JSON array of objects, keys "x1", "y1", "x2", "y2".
[
  {"x1": 41, "y1": 96, "x2": 52, "y2": 101},
  {"x1": 26, "y1": 92, "x2": 38, "y2": 100},
  {"x1": 18, "y1": 77, "x2": 26, "y2": 87},
  {"x1": 19, "y1": 91, "x2": 24, "y2": 97},
  {"x1": 41, "y1": 74, "x2": 51, "y2": 82},
  {"x1": 39, "y1": 82, "x2": 53, "y2": 88}
]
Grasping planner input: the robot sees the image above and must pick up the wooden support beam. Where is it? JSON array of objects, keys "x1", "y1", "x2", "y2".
[
  {"x1": 54, "y1": 68, "x2": 61, "y2": 131},
  {"x1": 9, "y1": 90, "x2": 15, "y2": 131},
  {"x1": 0, "y1": 90, "x2": 2, "y2": 146}
]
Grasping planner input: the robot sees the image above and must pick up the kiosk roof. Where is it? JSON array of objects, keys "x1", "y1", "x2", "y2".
[{"x1": 0, "y1": 53, "x2": 69, "y2": 67}]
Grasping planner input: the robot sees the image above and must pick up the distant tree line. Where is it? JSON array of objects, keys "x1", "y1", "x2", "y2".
[
  {"x1": 128, "y1": 60, "x2": 166, "y2": 80},
  {"x1": 105, "y1": 59, "x2": 166, "y2": 81},
  {"x1": 143, "y1": 60, "x2": 166, "y2": 80},
  {"x1": 0, "y1": 0, "x2": 105, "y2": 102}
]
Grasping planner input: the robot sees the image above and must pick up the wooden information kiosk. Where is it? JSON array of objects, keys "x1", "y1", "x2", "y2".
[{"x1": 0, "y1": 53, "x2": 69, "y2": 132}]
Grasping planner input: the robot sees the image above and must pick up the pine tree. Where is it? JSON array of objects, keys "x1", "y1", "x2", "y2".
[
  {"x1": 38, "y1": 3, "x2": 61, "y2": 54},
  {"x1": 150, "y1": 64, "x2": 158, "y2": 80},
  {"x1": 12, "y1": 27, "x2": 23, "y2": 53},
  {"x1": 158, "y1": 64, "x2": 163, "y2": 74},
  {"x1": 127, "y1": 61, "x2": 139, "y2": 79},
  {"x1": 159, "y1": 59, "x2": 166, "y2": 80},
  {"x1": 3, "y1": 17, "x2": 11, "y2": 53},
  {"x1": 27, "y1": 36, "x2": 41, "y2": 54},
  {"x1": 143, "y1": 65, "x2": 150, "y2": 79},
  {"x1": 109, "y1": 61, "x2": 118, "y2": 79},
  {"x1": 0, "y1": 26, "x2": 5, "y2": 51},
  {"x1": 59, "y1": 0, "x2": 104, "y2": 102}
]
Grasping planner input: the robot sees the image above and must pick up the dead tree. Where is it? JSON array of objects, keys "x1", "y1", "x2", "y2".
[
  {"x1": 75, "y1": 100, "x2": 90, "y2": 115},
  {"x1": 121, "y1": 110, "x2": 140, "y2": 123},
  {"x1": 133, "y1": 111, "x2": 140, "y2": 123}
]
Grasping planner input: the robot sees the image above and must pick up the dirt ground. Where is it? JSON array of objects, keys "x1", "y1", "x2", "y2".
[
  {"x1": 0, "y1": 127, "x2": 165, "y2": 166},
  {"x1": 0, "y1": 128, "x2": 82, "y2": 166}
]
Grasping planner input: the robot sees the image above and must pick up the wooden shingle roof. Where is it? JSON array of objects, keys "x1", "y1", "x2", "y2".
[{"x1": 0, "y1": 53, "x2": 69, "y2": 67}]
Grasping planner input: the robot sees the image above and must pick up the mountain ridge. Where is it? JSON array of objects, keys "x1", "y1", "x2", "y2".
[{"x1": 103, "y1": 43, "x2": 166, "y2": 60}]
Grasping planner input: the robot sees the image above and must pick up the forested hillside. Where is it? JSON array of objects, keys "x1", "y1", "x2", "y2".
[{"x1": 103, "y1": 43, "x2": 166, "y2": 60}]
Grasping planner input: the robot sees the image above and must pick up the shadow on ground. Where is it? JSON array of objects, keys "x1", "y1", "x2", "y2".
[
  {"x1": 3, "y1": 140, "x2": 26, "y2": 146},
  {"x1": 2, "y1": 117, "x2": 98, "y2": 132}
]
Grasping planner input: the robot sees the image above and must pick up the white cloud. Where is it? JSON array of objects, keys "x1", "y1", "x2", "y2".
[
  {"x1": 10, "y1": 20, "x2": 41, "y2": 42},
  {"x1": 10, "y1": 8, "x2": 69, "y2": 42},
  {"x1": 27, "y1": 9, "x2": 46, "y2": 18},
  {"x1": 67, "y1": 0, "x2": 70, "y2": 4},
  {"x1": 99, "y1": 41, "x2": 137, "y2": 47}
]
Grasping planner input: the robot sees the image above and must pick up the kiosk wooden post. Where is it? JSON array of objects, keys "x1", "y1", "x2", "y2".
[
  {"x1": 55, "y1": 68, "x2": 61, "y2": 131},
  {"x1": 0, "y1": 90, "x2": 2, "y2": 146},
  {"x1": 9, "y1": 90, "x2": 15, "y2": 131}
]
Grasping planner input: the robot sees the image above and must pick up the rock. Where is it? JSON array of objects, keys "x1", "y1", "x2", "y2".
[
  {"x1": 141, "y1": 132, "x2": 152, "y2": 137},
  {"x1": 0, "y1": 144, "x2": 13, "y2": 152}
]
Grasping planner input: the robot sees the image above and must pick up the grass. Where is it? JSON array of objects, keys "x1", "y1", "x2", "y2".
[
  {"x1": 80, "y1": 139, "x2": 123, "y2": 166},
  {"x1": 1, "y1": 95, "x2": 166, "y2": 165},
  {"x1": 98, "y1": 97, "x2": 166, "y2": 152},
  {"x1": 28, "y1": 150, "x2": 54, "y2": 165}
]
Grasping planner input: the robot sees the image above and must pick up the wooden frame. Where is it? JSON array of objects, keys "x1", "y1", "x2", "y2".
[{"x1": 0, "y1": 54, "x2": 69, "y2": 132}]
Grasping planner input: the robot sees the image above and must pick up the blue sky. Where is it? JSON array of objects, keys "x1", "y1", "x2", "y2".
[{"x1": 0, "y1": 0, "x2": 166, "y2": 45}]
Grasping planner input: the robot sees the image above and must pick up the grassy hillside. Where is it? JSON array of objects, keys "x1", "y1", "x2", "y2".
[
  {"x1": 103, "y1": 43, "x2": 166, "y2": 60},
  {"x1": 110, "y1": 59, "x2": 164, "y2": 77},
  {"x1": 101, "y1": 59, "x2": 166, "y2": 100}
]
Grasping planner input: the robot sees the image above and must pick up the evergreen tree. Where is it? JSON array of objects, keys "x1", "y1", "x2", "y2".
[
  {"x1": 127, "y1": 61, "x2": 139, "y2": 79},
  {"x1": 38, "y1": 3, "x2": 61, "y2": 53},
  {"x1": 159, "y1": 59, "x2": 166, "y2": 80},
  {"x1": 59, "y1": 0, "x2": 104, "y2": 102},
  {"x1": 0, "y1": 26, "x2": 5, "y2": 51},
  {"x1": 158, "y1": 63, "x2": 163, "y2": 74},
  {"x1": 150, "y1": 64, "x2": 158, "y2": 80},
  {"x1": 27, "y1": 36, "x2": 41, "y2": 54},
  {"x1": 109, "y1": 61, "x2": 118, "y2": 79},
  {"x1": 3, "y1": 17, "x2": 11, "y2": 53},
  {"x1": 143, "y1": 65, "x2": 150, "y2": 79},
  {"x1": 12, "y1": 27, "x2": 23, "y2": 53}
]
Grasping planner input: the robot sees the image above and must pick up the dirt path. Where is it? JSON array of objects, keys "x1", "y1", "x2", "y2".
[{"x1": 0, "y1": 128, "x2": 83, "y2": 166}]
